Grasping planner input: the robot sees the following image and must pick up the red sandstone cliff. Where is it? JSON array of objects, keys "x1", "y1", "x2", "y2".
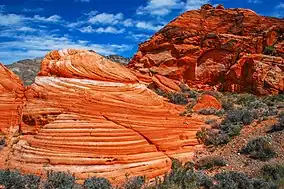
[{"x1": 128, "y1": 4, "x2": 284, "y2": 95}]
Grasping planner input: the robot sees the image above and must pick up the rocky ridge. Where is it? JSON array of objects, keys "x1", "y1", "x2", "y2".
[{"x1": 128, "y1": 4, "x2": 284, "y2": 95}]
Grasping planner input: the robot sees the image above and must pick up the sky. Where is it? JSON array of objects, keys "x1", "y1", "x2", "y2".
[{"x1": 0, "y1": 0, "x2": 283, "y2": 64}]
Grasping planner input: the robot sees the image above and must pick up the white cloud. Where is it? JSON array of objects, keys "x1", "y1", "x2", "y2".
[
  {"x1": 33, "y1": 15, "x2": 61, "y2": 23},
  {"x1": 0, "y1": 13, "x2": 25, "y2": 26},
  {"x1": 17, "y1": 26, "x2": 36, "y2": 32},
  {"x1": 22, "y1": 8, "x2": 44, "y2": 12},
  {"x1": 136, "y1": 21, "x2": 164, "y2": 31},
  {"x1": 85, "y1": 10, "x2": 98, "y2": 16},
  {"x1": 127, "y1": 32, "x2": 150, "y2": 42},
  {"x1": 137, "y1": 0, "x2": 184, "y2": 16},
  {"x1": 89, "y1": 12, "x2": 124, "y2": 25},
  {"x1": 0, "y1": 12, "x2": 63, "y2": 26},
  {"x1": 276, "y1": 3, "x2": 284, "y2": 9},
  {"x1": 0, "y1": 34, "x2": 132, "y2": 64},
  {"x1": 122, "y1": 19, "x2": 134, "y2": 27},
  {"x1": 95, "y1": 26, "x2": 125, "y2": 34},
  {"x1": 79, "y1": 25, "x2": 95, "y2": 33},
  {"x1": 79, "y1": 25, "x2": 125, "y2": 34},
  {"x1": 185, "y1": 0, "x2": 211, "y2": 10},
  {"x1": 271, "y1": 3, "x2": 284, "y2": 18}
]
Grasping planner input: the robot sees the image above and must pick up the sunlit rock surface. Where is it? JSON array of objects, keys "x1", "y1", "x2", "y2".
[
  {"x1": 0, "y1": 49, "x2": 207, "y2": 184},
  {"x1": 129, "y1": 4, "x2": 284, "y2": 95}
]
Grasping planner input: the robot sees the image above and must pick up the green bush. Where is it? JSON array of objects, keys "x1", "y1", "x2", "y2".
[
  {"x1": 148, "y1": 160, "x2": 200, "y2": 189},
  {"x1": 261, "y1": 164, "x2": 284, "y2": 182},
  {"x1": 267, "y1": 112, "x2": 284, "y2": 133},
  {"x1": 196, "y1": 156, "x2": 227, "y2": 170},
  {"x1": 153, "y1": 89, "x2": 189, "y2": 105},
  {"x1": 213, "y1": 171, "x2": 253, "y2": 189},
  {"x1": 167, "y1": 93, "x2": 188, "y2": 105},
  {"x1": 0, "y1": 170, "x2": 40, "y2": 189},
  {"x1": 251, "y1": 178, "x2": 277, "y2": 189},
  {"x1": 198, "y1": 108, "x2": 224, "y2": 116},
  {"x1": 44, "y1": 171, "x2": 75, "y2": 189},
  {"x1": 83, "y1": 176, "x2": 112, "y2": 189},
  {"x1": 122, "y1": 176, "x2": 145, "y2": 189},
  {"x1": 264, "y1": 46, "x2": 276, "y2": 55},
  {"x1": 240, "y1": 137, "x2": 276, "y2": 161}
]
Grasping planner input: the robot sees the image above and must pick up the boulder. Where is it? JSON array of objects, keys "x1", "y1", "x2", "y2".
[{"x1": 192, "y1": 94, "x2": 222, "y2": 112}]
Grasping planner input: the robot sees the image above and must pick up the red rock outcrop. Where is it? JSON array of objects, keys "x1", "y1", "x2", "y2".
[
  {"x1": 0, "y1": 64, "x2": 24, "y2": 133},
  {"x1": 0, "y1": 49, "x2": 207, "y2": 184},
  {"x1": 128, "y1": 4, "x2": 284, "y2": 95},
  {"x1": 0, "y1": 63, "x2": 24, "y2": 168},
  {"x1": 192, "y1": 94, "x2": 222, "y2": 112},
  {"x1": 227, "y1": 54, "x2": 284, "y2": 95}
]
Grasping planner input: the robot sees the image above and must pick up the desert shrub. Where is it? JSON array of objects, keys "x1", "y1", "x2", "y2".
[
  {"x1": 0, "y1": 170, "x2": 40, "y2": 189},
  {"x1": 198, "y1": 108, "x2": 224, "y2": 116},
  {"x1": 225, "y1": 108, "x2": 254, "y2": 125},
  {"x1": 221, "y1": 99, "x2": 234, "y2": 111},
  {"x1": 205, "y1": 119, "x2": 218, "y2": 127},
  {"x1": 0, "y1": 137, "x2": 5, "y2": 146},
  {"x1": 264, "y1": 46, "x2": 276, "y2": 55},
  {"x1": 267, "y1": 112, "x2": 284, "y2": 133},
  {"x1": 122, "y1": 176, "x2": 145, "y2": 189},
  {"x1": 195, "y1": 171, "x2": 213, "y2": 189},
  {"x1": 167, "y1": 93, "x2": 188, "y2": 105},
  {"x1": 198, "y1": 108, "x2": 218, "y2": 115},
  {"x1": 23, "y1": 174, "x2": 41, "y2": 189},
  {"x1": 154, "y1": 88, "x2": 167, "y2": 97},
  {"x1": 148, "y1": 160, "x2": 201, "y2": 189},
  {"x1": 251, "y1": 178, "x2": 277, "y2": 189},
  {"x1": 219, "y1": 121, "x2": 243, "y2": 137},
  {"x1": 261, "y1": 164, "x2": 284, "y2": 182},
  {"x1": 196, "y1": 156, "x2": 227, "y2": 170},
  {"x1": 240, "y1": 137, "x2": 276, "y2": 161},
  {"x1": 183, "y1": 89, "x2": 199, "y2": 99},
  {"x1": 0, "y1": 170, "x2": 25, "y2": 189},
  {"x1": 262, "y1": 94, "x2": 284, "y2": 107},
  {"x1": 154, "y1": 89, "x2": 189, "y2": 105},
  {"x1": 197, "y1": 129, "x2": 230, "y2": 146},
  {"x1": 44, "y1": 171, "x2": 75, "y2": 189},
  {"x1": 213, "y1": 171, "x2": 254, "y2": 189},
  {"x1": 84, "y1": 176, "x2": 112, "y2": 189}
]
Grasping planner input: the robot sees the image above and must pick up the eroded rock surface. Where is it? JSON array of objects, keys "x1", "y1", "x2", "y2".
[
  {"x1": 128, "y1": 5, "x2": 284, "y2": 95},
  {"x1": 0, "y1": 49, "x2": 207, "y2": 184}
]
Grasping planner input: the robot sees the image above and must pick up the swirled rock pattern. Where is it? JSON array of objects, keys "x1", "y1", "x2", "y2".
[
  {"x1": 0, "y1": 64, "x2": 24, "y2": 133},
  {"x1": 128, "y1": 4, "x2": 284, "y2": 95},
  {"x1": 0, "y1": 49, "x2": 207, "y2": 184}
]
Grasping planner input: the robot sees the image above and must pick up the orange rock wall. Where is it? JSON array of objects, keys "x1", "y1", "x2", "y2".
[{"x1": 0, "y1": 50, "x2": 207, "y2": 184}]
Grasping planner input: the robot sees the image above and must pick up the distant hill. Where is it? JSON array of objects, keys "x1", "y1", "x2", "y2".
[
  {"x1": 5, "y1": 58, "x2": 43, "y2": 86},
  {"x1": 5, "y1": 53, "x2": 130, "y2": 86}
]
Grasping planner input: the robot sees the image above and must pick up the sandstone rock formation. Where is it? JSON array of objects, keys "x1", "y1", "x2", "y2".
[
  {"x1": 192, "y1": 94, "x2": 222, "y2": 112},
  {"x1": 0, "y1": 49, "x2": 207, "y2": 184},
  {"x1": 4, "y1": 53, "x2": 130, "y2": 86},
  {"x1": 128, "y1": 4, "x2": 284, "y2": 95}
]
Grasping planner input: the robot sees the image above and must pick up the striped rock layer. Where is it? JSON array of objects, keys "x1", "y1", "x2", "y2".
[{"x1": 0, "y1": 49, "x2": 207, "y2": 184}]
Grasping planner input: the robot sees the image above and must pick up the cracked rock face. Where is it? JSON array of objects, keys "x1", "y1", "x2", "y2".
[
  {"x1": 0, "y1": 49, "x2": 207, "y2": 184},
  {"x1": 128, "y1": 5, "x2": 284, "y2": 95}
]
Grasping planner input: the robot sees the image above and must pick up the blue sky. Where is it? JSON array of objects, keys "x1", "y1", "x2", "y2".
[{"x1": 0, "y1": 0, "x2": 283, "y2": 64}]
